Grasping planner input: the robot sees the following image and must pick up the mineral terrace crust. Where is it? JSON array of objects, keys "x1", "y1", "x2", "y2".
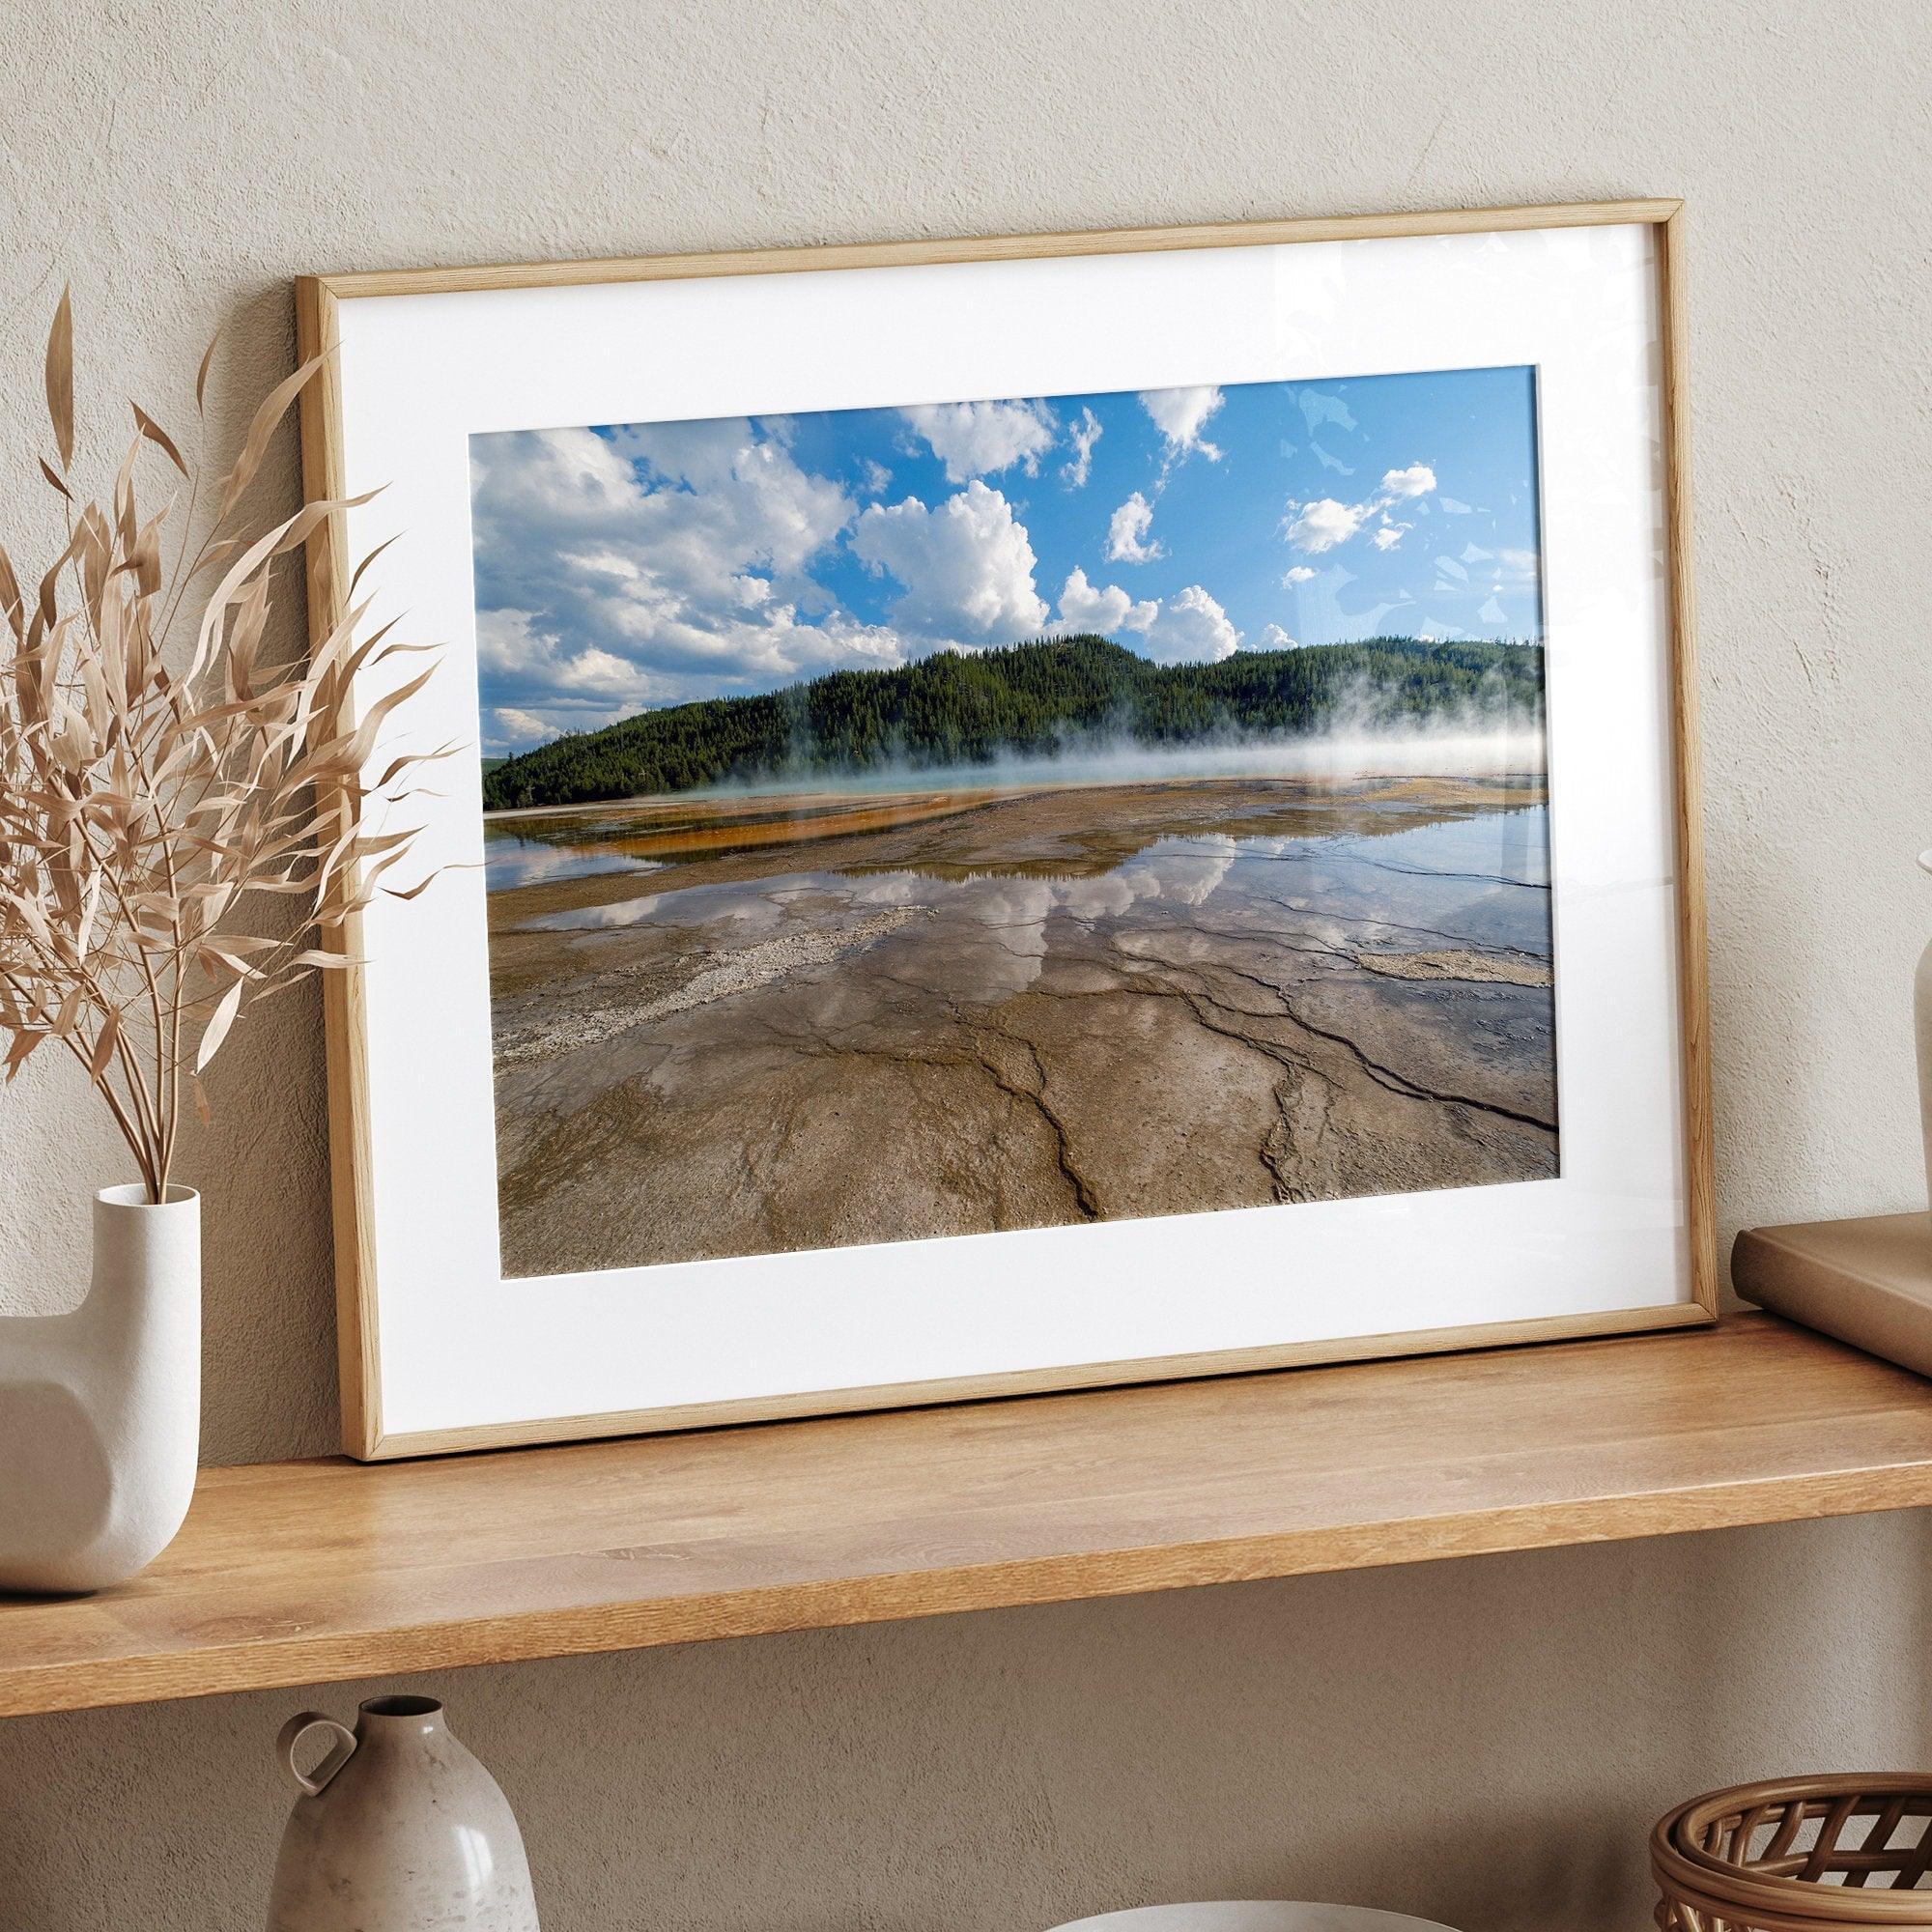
[{"x1": 483, "y1": 776, "x2": 1558, "y2": 1277}]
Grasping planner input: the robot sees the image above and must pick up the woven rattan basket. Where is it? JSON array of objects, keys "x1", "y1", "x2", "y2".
[{"x1": 1654, "y1": 1777, "x2": 1932, "y2": 1932}]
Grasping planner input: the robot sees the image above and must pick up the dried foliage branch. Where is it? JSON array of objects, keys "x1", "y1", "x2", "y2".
[{"x1": 0, "y1": 291, "x2": 442, "y2": 1201}]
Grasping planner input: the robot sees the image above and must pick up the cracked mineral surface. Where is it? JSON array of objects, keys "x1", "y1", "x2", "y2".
[{"x1": 482, "y1": 774, "x2": 1558, "y2": 1278}]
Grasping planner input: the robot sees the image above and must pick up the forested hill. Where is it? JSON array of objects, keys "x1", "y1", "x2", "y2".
[{"x1": 482, "y1": 634, "x2": 1543, "y2": 811}]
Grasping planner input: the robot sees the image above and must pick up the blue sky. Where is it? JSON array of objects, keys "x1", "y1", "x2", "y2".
[{"x1": 470, "y1": 364, "x2": 1544, "y2": 754}]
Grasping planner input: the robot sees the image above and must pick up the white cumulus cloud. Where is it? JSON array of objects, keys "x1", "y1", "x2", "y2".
[
  {"x1": 851, "y1": 481, "x2": 1048, "y2": 644},
  {"x1": 1137, "y1": 583, "x2": 1240, "y2": 664},
  {"x1": 478, "y1": 608, "x2": 659, "y2": 710},
  {"x1": 1284, "y1": 462, "x2": 1440, "y2": 556},
  {"x1": 900, "y1": 400, "x2": 1057, "y2": 484},
  {"x1": 487, "y1": 705, "x2": 565, "y2": 753},
  {"x1": 469, "y1": 423, "x2": 893, "y2": 745},
  {"x1": 1255, "y1": 623, "x2": 1299, "y2": 651},
  {"x1": 1049, "y1": 566, "x2": 1156, "y2": 638},
  {"x1": 1106, "y1": 492, "x2": 1164, "y2": 563},
  {"x1": 1282, "y1": 564, "x2": 1317, "y2": 585},
  {"x1": 1285, "y1": 497, "x2": 1372, "y2": 553},
  {"x1": 1139, "y1": 385, "x2": 1225, "y2": 462},
  {"x1": 1061, "y1": 407, "x2": 1102, "y2": 489}
]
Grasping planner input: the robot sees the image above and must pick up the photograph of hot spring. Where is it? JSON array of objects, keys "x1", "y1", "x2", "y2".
[{"x1": 472, "y1": 365, "x2": 1556, "y2": 1279}]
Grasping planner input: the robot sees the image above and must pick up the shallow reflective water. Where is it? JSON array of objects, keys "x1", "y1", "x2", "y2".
[
  {"x1": 518, "y1": 795, "x2": 1554, "y2": 1012},
  {"x1": 482, "y1": 829, "x2": 665, "y2": 891}
]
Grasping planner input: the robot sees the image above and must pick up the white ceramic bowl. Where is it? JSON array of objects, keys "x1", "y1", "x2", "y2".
[{"x1": 1049, "y1": 1905, "x2": 1462, "y2": 1932}]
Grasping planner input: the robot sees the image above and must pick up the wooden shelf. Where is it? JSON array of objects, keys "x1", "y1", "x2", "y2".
[{"x1": 5, "y1": 1311, "x2": 1932, "y2": 1719}]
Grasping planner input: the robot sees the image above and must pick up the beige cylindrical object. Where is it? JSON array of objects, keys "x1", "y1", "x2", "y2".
[{"x1": 266, "y1": 1695, "x2": 540, "y2": 1931}]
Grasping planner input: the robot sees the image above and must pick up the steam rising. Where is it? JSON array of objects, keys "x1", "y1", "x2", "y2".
[
  {"x1": 694, "y1": 685, "x2": 1547, "y2": 803},
  {"x1": 787, "y1": 724, "x2": 1548, "y2": 797}
]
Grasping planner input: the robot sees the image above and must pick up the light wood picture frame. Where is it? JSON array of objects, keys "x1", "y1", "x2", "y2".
[{"x1": 298, "y1": 198, "x2": 1715, "y2": 1461}]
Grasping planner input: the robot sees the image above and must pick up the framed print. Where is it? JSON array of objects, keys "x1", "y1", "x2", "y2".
[{"x1": 297, "y1": 198, "x2": 1714, "y2": 1461}]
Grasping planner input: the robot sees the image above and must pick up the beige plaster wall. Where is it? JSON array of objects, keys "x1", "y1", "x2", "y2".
[{"x1": 2, "y1": 1, "x2": 1929, "y2": 1926}]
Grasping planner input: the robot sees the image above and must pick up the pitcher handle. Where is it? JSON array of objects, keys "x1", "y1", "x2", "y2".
[{"x1": 277, "y1": 1712, "x2": 357, "y2": 1796}]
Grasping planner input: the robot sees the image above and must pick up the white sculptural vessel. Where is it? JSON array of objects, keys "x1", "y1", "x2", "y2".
[
  {"x1": 1918, "y1": 852, "x2": 1932, "y2": 1216},
  {"x1": 0, "y1": 1183, "x2": 200, "y2": 1594}
]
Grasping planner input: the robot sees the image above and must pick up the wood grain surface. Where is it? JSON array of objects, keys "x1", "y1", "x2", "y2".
[
  {"x1": 310, "y1": 199, "x2": 1684, "y2": 298},
  {"x1": 2, "y1": 1312, "x2": 1927, "y2": 1719}
]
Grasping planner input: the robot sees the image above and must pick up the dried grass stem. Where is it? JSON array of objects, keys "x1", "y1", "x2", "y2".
[{"x1": 0, "y1": 292, "x2": 440, "y2": 1202}]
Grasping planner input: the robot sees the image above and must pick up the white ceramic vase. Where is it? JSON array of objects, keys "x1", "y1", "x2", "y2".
[
  {"x1": 267, "y1": 1695, "x2": 541, "y2": 1932},
  {"x1": 0, "y1": 1183, "x2": 200, "y2": 1594},
  {"x1": 1918, "y1": 851, "x2": 1932, "y2": 1214}
]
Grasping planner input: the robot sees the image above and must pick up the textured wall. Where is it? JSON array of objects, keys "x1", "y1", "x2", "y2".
[{"x1": 2, "y1": 0, "x2": 1929, "y2": 1926}]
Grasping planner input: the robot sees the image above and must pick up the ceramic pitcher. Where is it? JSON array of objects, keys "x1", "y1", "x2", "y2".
[{"x1": 266, "y1": 1695, "x2": 540, "y2": 1931}]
